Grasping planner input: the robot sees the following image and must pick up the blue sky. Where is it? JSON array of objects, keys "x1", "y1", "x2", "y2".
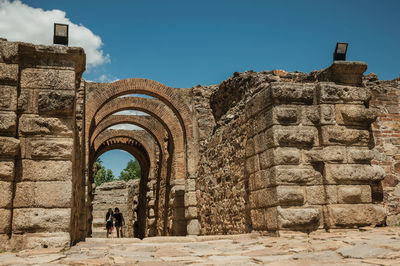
[{"x1": 7, "y1": 0, "x2": 400, "y2": 176}]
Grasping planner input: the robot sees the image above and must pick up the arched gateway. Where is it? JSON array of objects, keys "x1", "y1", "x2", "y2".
[{"x1": 0, "y1": 39, "x2": 390, "y2": 250}]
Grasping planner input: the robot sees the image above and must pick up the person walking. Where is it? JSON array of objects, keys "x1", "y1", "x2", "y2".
[
  {"x1": 105, "y1": 208, "x2": 114, "y2": 238},
  {"x1": 113, "y1": 207, "x2": 125, "y2": 238}
]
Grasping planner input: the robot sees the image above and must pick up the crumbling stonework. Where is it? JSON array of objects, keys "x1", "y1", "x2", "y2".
[
  {"x1": 0, "y1": 39, "x2": 85, "y2": 250},
  {"x1": 0, "y1": 38, "x2": 398, "y2": 250}
]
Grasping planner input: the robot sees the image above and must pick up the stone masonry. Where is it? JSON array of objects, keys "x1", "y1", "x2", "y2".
[{"x1": 0, "y1": 38, "x2": 399, "y2": 250}]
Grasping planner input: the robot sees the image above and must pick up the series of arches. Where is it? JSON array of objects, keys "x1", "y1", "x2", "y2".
[{"x1": 85, "y1": 78, "x2": 198, "y2": 237}]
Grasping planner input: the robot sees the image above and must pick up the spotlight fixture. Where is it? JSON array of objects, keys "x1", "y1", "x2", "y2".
[
  {"x1": 53, "y1": 23, "x2": 69, "y2": 46},
  {"x1": 333, "y1": 42, "x2": 348, "y2": 61}
]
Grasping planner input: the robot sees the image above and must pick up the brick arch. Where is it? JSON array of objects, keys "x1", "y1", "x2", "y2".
[
  {"x1": 93, "y1": 130, "x2": 158, "y2": 169},
  {"x1": 92, "y1": 97, "x2": 185, "y2": 180},
  {"x1": 90, "y1": 115, "x2": 167, "y2": 153},
  {"x1": 85, "y1": 78, "x2": 198, "y2": 176},
  {"x1": 95, "y1": 141, "x2": 150, "y2": 176}
]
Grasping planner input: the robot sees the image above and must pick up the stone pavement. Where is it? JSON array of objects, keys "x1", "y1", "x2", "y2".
[{"x1": 1, "y1": 227, "x2": 400, "y2": 265}]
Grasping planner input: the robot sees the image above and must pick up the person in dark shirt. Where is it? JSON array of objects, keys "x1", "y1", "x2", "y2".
[
  {"x1": 105, "y1": 208, "x2": 114, "y2": 238},
  {"x1": 113, "y1": 207, "x2": 125, "y2": 238}
]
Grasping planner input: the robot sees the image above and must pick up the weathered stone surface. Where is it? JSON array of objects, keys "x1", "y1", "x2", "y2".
[
  {"x1": 38, "y1": 91, "x2": 74, "y2": 116},
  {"x1": 271, "y1": 83, "x2": 315, "y2": 104},
  {"x1": 185, "y1": 192, "x2": 197, "y2": 206},
  {"x1": 276, "y1": 186, "x2": 304, "y2": 206},
  {"x1": 14, "y1": 181, "x2": 71, "y2": 208},
  {"x1": 0, "y1": 85, "x2": 17, "y2": 111},
  {"x1": 321, "y1": 125, "x2": 369, "y2": 146},
  {"x1": 19, "y1": 115, "x2": 73, "y2": 136},
  {"x1": 259, "y1": 148, "x2": 300, "y2": 169},
  {"x1": 246, "y1": 87, "x2": 272, "y2": 118},
  {"x1": 271, "y1": 166, "x2": 323, "y2": 185},
  {"x1": 337, "y1": 185, "x2": 371, "y2": 203},
  {"x1": 0, "y1": 181, "x2": 12, "y2": 208},
  {"x1": 326, "y1": 204, "x2": 385, "y2": 227},
  {"x1": 0, "y1": 209, "x2": 11, "y2": 234},
  {"x1": 318, "y1": 61, "x2": 367, "y2": 85},
  {"x1": 274, "y1": 106, "x2": 299, "y2": 124},
  {"x1": 21, "y1": 160, "x2": 72, "y2": 181},
  {"x1": 304, "y1": 146, "x2": 346, "y2": 163},
  {"x1": 347, "y1": 147, "x2": 374, "y2": 163},
  {"x1": 246, "y1": 155, "x2": 260, "y2": 174},
  {"x1": 337, "y1": 243, "x2": 391, "y2": 259},
  {"x1": 27, "y1": 138, "x2": 73, "y2": 159},
  {"x1": 0, "y1": 40, "x2": 18, "y2": 62},
  {"x1": 0, "y1": 63, "x2": 18, "y2": 84},
  {"x1": 325, "y1": 164, "x2": 385, "y2": 184},
  {"x1": 250, "y1": 188, "x2": 277, "y2": 208},
  {"x1": 187, "y1": 219, "x2": 201, "y2": 235},
  {"x1": 0, "y1": 160, "x2": 14, "y2": 181},
  {"x1": 0, "y1": 137, "x2": 20, "y2": 157},
  {"x1": 318, "y1": 82, "x2": 370, "y2": 103},
  {"x1": 336, "y1": 104, "x2": 377, "y2": 125},
  {"x1": 0, "y1": 111, "x2": 16, "y2": 134},
  {"x1": 305, "y1": 186, "x2": 325, "y2": 205},
  {"x1": 12, "y1": 208, "x2": 71, "y2": 233},
  {"x1": 263, "y1": 126, "x2": 317, "y2": 148},
  {"x1": 277, "y1": 207, "x2": 320, "y2": 229},
  {"x1": 20, "y1": 68, "x2": 75, "y2": 90}
]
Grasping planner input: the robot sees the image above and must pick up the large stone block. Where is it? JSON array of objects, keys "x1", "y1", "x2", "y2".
[
  {"x1": 0, "y1": 111, "x2": 16, "y2": 134},
  {"x1": 184, "y1": 191, "x2": 197, "y2": 207},
  {"x1": 326, "y1": 204, "x2": 385, "y2": 227},
  {"x1": 317, "y1": 61, "x2": 367, "y2": 86},
  {"x1": 0, "y1": 137, "x2": 20, "y2": 157},
  {"x1": 0, "y1": 209, "x2": 11, "y2": 234},
  {"x1": 325, "y1": 164, "x2": 385, "y2": 184},
  {"x1": 346, "y1": 147, "x2": 374, "y2": 163},
  {"x1": 337, "y1": 185, "x2": 371, "y2": 203},
  {"x1": 276, "y1": 186, "x2": 304, "y2": 206},
  {"x1": 0, "y1": 63, "x2": 18, "y2": 85},
  {"x1": 13, "y1": 181, "x2": 72, "y2": 208},
  {"x1": 21, "y1": 160, "x2": 72, "y2": 181},
  {"x1": 19, "y1": 114, "x2": 73, "y2": 136},
  {"x1": 38, "y1": 91, "x2": 74, "y2": 116},
  {"x1": 0, "y1": 40, "x2": 18, "y2": 63},
  {"x1": 245, "y1": 87, "x2": 272, "y2": 119},
  {"x1": 304, "y1": 146, "x2": 345, "y2": 163},
  {"x1": 274, "y1": 105, "x2": 299, "y2": 124},
  {"x1": 259, "y1": 148, "x2": 300, "y2": 169},
  {"x1": 12, "y1": 208, "x2": 71, "y2": 233},
  {"x1": 26, "y1": 138, "x2": 73, "y2": 159},
  {"x1": 0, "y1": 85, "x2": 17, "y2": 111},
  {"x1": 0, "y1": 160, "x2": 14, "y2": 181},
  {"x1": 265, "y1": 125, "x2": 318, "y2": 148},
  {"x1": 20, "y1": 68, "x2": 75, "y2": 90},
  {"x1": 306, "y1": 186, "x2": 326, "y2": 205},
  {"x1": 336, "y1": 105, "x2": 377, "y2": 125},
  {"x1": 277, "y1": 207, "x2": 321, "y2": 230},
  {"x1": 186, "y1": 219, "x2": 201, "y2": 235},
  {"x1": 252, "y1": 187, "x2": 277, "y2": 208},
  {"x1": 321, "y1": 125, "x2": 369, "y2": 146},
  {"x1": 318, "y1": 82, "x2": 370, "y2": 104},
  {"x1": 250, "y1": 170, "x2": 275, "y2": 191},
  {"x1": 250, "y1": 209, "x2": 266, "y2": 230},
  {"x1": 12, "y1": 232, "x2": 70, "y2": 250},
  {"x1": 271, "y1": 83, "x2": 315, "y2": 104},
  {"x1": 0, "y1": 181, "x2": 12, "y2": 208},
  {"x1": 246, "y1": 155, "x2": 260, "y2": 174},
  {"x1": 271, "y1": 165, "x2": 323, "y2": 186},
  {"x1": 17, "y1": 89, "x2": 36, "y2": 114}
]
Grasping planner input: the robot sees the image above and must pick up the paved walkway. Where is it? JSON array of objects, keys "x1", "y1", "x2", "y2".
[{"x1": 1, "y1": 227, "x2": 400, "y2": 265}]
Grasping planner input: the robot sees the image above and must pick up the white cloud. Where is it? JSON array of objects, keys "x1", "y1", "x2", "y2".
[
  {"x1": 98, "y1": 74, "x2": 119, "y2": 83},
  {"x1": 109, "y1": 124, "x2": 144, "y2": 130},
  {"x1": 114, "y1": 110, "x2": 149, "y2": 116},
  {"x1": 0, "y1": 0, "x2": 110, "y2": 68}
]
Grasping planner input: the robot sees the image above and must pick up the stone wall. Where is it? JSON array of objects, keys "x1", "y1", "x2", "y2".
[
  {"x1": 194, "y1": 62, "x2": 387, "y2": 235},
  {"x1": 367, "y1": 76, "x2": 400, "y2": 225},
  {"x1": 0, "y1": 39, "x2": 85, "y2": 250}
]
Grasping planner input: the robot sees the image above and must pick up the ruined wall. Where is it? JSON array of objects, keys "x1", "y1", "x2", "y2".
[
  {"x1": 0, "y1": 39, "x2": 85, "y2": 250},
  {"x1": 194, "y1": 62, "x2": 387, "y2": 234},
  {"x1": 368, "y1": 76, "x2": 400, "y2": 225}
]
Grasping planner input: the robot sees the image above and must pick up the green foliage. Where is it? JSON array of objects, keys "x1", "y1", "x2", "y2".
[
  {"x1": 119, "y1": 159, "x2": 141, "y2": 181},
  {"x1": 94, "y1": 159, "x2": 115, "y2": 186}
]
